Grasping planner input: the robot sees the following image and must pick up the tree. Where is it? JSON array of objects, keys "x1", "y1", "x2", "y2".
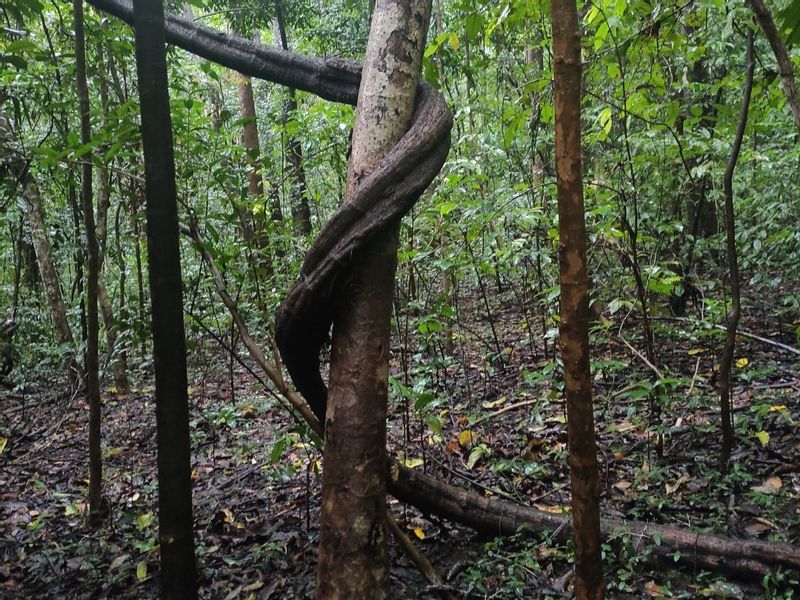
[
  {"x1": 550, "y1": 0, "x2": 604, "y2": 597},
  {"x1": 316, "y1": 1, "x2": 433, "y2": 597},
  {"x1": 131, "y1": 0, "x2": 197, "y2": 596},
  {"x1": 73, "y1": 0, "x2": 104, "y2": 524},
  {"x1": 718, "y1": 28, "x2": 755, "y2": 468}
]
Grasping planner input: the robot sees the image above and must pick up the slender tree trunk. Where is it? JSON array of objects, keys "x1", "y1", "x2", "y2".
[
  {"x1": 274, "y1": 0, "x2": 312, "y2": 235},
  {"x1": 132, "y1": 0, "x2": 197, "y2": 596},
  {"x1": 550, "y1": 1, "x2": 604, "y2": 598},
  {"x1": 719, "y1": 29, "x2": 755, "y2": 469},
  {"x1": 96, "y1": 44, "x2": 130, "y2": 392},
  {"x1": 20, "y1": 176, "x2": 77, "y2": 357},
  {"x1": 749, "y1": 0, "x2": 800, "y2": 133},
  {"x1": 317, "y1": 2, "x2": 431, "y2": 598},
  {"x1": 74, "y1": 0, "x2": 104, "y2": 524}
]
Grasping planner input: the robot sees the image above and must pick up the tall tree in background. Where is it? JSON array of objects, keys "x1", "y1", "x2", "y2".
[
  {"x1": 316, "y1": 1, "x2": 432, "y2": 597},
  {"x1": 73, "y1": 0, "x2": 104, "y2": 524},
  {"x1": 274, "y1": 0, "x2": 312, "y2": 235},
  {"x1": 132, "y1": 0, "x2": 197, "y2": 596},
  {"x1": 550, "y1": 0, "x2": 604, "y2": 598},
  {"x1": 749, "y1": 0, "x2": 800, "y2": 133}
]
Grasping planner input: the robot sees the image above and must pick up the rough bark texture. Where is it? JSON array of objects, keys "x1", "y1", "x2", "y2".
[
  {"x1": 718, "y1": 30, "x2": 755, "y2": 468},
  {"x1": 315, "y1": 2, "x2": 433, "y2": 598},
  {"x1": 749, "y1": 0, "x2": 800, "y2": 133},
  {"x1": 131, "y1": 0, "x2": 198, "y2": 596},
  {"x1": 73, "y1": 0, "x2": 104, "y2": 523},
  {"x1": 550, "y1": 1, "x2": 604, "y2": 598}
]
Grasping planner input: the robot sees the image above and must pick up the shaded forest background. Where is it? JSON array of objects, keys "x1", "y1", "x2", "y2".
[{"x1": 1, "y1": 0, "x2": 799, "y2": 597}]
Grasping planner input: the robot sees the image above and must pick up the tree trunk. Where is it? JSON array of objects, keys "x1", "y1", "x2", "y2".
[
  {"x1": 718, "y1": 29, "x2": 755, "y2": 468},
  {"x1": 95, "y1": 44, "x2": 130, "y2": 393},
  {"x1": 274, "y1": 0, "x2": 312, "y2": 235},
  {"x1": 316, "y1": 2, "x2": 431, "y2": 598},
  {"x1": 74, "y1": 0, "x2": 104, "y2": 524},
  {"x1": 550, "y1": 1, "x2": 604, "y2": 598},
  {"x1": 132, "y1": 0, "x2": 197, "y2": 596},
  {"x1": 235, "y1": 63, "x2": 279, "y2": 278},
  {"x1": 749, "y1": 0, "x2": 800, "y2": 133},
  {"x1": 1, "y1": 109, "x2": 76, "y2": 356},
  {"x1": 21, "y1": 179, "x2": 76, "y2": 352}
]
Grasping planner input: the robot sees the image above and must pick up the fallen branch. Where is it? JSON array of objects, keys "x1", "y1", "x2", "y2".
[
  {"x1": 716, "y1": 325, "x2": 800, "y2": 357},
  {"x1": 389, "y1": 463, "x2": 800, "y2": 578}
]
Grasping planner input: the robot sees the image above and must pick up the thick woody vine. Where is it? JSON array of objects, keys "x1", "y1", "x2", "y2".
[{"x1": 86, "y1": 0, "x2": 452, "y2": 427}]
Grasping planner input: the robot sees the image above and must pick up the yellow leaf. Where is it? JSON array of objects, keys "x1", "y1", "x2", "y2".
[
  {"x1": 403, "y1": 457, "x2": 424, "y2": 469},
  {"x1": 108, "y1": 447, "x2": 124, "y2": 456},
  {"x1": 687, "y1": 348, "x2": 705, "y2": 356},
  {"x1": 755, "y1": 430, "x2": 770, "y2": 446},
  {"x1": 768, "y1": 405, "x2": 787, "y2": 412},
  {"x1": 458, "y1": 429, "x2": 477, "y2": 448},
  {"x1": 221, "y1": 507, "x2": 235, "y2": 524},
  {"x1": 0, "y1": 437, "x2": 7, "y2": 454},
  {"x1": 448, "y1": 33, "x2": 460, "y2": 50},
  {"x1": 136, "y1": 560, "x2": 147, "y2": 581},
  {"x1": 412, "y1": 527, "x2": 426, "y2": 540},
  {"x1": 735, "y1": 357, "x2": 749, "y2": 368}
]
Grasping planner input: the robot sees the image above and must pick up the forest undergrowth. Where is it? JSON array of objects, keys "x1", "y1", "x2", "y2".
[{"x1": 1, "y1": 283, "x2": 798, "y2": 599}]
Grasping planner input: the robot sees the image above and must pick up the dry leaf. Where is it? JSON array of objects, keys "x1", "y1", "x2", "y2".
[
  {"x1": 458, "y1": 429, "x2": 477, "y2": 448},
  {"x1": 751, "y1": 476, "x2": 782, "y2": 494}
]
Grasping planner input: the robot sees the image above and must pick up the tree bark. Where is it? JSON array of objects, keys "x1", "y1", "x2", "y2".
[
  {"x1": 550, "y1": 0, "x2": 604, "y2": 598},
  {"x1": 316, "y1": 2, "x2": 432, "y2": 598},
  {"x1": 132, "y1": 0, "x2": 197, "y2": 596},
  {"x1": 749, "y1": 0, "x2": 800, "y2": 133}
]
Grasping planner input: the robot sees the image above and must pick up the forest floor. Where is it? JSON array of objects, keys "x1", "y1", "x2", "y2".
[{"x1": 1, "y1": 286, "x2": 799, "y2": 599}]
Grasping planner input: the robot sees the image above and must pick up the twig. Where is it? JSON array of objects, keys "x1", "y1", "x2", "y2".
[
  {"x1": 716, "y1": 325, "x2": 800, "y2": 357},
  {"x1": 385, "y1": 511, "x2": 457, "y2": 600},
  {"x1": 617, "y1": 334, "x2": 663, "y2": 379},
  {"x1": 687, "y1": 355, "x2": 702, "y2": 397},
  {"x1": 469, "y1": 398, "x2": 538, "y2": 426}
]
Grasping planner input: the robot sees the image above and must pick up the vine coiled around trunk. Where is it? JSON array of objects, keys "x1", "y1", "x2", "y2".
[{"x1": 86, "y1": 0, "x2": 453, "y2": 426}]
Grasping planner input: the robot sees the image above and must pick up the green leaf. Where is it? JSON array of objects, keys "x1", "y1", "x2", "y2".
[{"x1": 0, "y1": 54, "x2": 27, "y2": 70}]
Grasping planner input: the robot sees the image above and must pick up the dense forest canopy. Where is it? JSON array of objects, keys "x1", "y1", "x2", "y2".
[{"x1": 1, "y1": 0, "x2": 799, "y2": 597}]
